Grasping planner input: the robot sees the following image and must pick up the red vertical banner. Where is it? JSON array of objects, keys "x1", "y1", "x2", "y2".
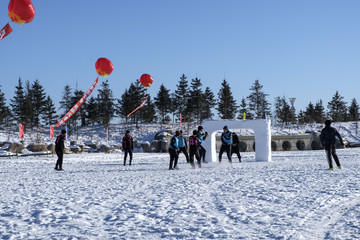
[
  {"x1": 19, "y1": 123, "x2": 24, "y2": 139},
  {"x1": 0, "y1": 23, "x2": 13, "y2": 41},
  {"x1": 106, "y1": 126, "x2": 109, "y2": 140},
  {"x1": 50, "y1": 126, "x2": 54, "y2": 140},
  {"x1": 180, "y1": 113, "x2": 183, "y2": 126}
]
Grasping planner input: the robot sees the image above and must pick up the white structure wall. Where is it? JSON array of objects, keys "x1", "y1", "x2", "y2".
[{"x1": 202, "y1": 119, "x2": 271, "y2": 162}]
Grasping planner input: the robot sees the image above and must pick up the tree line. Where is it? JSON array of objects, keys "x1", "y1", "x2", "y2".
[{"x1": 0, "y1": 75, "x2": 359, "y2": 132}]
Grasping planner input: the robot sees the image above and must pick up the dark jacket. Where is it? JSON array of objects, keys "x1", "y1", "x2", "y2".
[
  {"x1": 55, "y1": 134, "x2": 66, "y2": 154},
  {"x1": 122, "y1": 135, "x2": 134, "y2": 150},
  {"x1": 232, "y1": 134, "x2": 239, "y2": 148},
  {"x1": 189, "y1": 135, "x2": 199, "y2": 150},
  {"x1": 169, "y1": 135, "x2": 179, "y2": 150},
  {"x1": 320, "y1": 126, "x2": 343, "y2": 145}
]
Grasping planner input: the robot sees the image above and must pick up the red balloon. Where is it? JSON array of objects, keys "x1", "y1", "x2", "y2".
[
  {"x1": 140, "y1": 74, "x2": 153, "y2": 88},
  {"x1": 8, "y1": 0, "x2": 35, "y2": 25},
  {"x1": 95, "y1": 58, "x2": 113, "y2": 77}
]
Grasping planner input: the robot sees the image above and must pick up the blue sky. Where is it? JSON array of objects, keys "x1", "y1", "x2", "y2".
[{"x1": 1, "y1": 0, "x2": 360, "y2": 115}]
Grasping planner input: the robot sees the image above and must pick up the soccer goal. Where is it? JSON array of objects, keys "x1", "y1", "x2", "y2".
[{"x1": 202, "y1": 119, "x2": 272, "y2": 162}]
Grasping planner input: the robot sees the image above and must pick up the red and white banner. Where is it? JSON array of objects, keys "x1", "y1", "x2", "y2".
[
  {"x1": 127, "y1": 90, "x2": 148, "y2": 118},
  {"x1": 50, "y1": 126, "x2": 54, "y2": 140},
  {"x1": 180, "y1": 113, "x2": 183, "y2": 126},
  {"x1": 19, "y1": 123, "x2": 24, "y2": 138},
  {"x1": 106, "y1": 126, "x2": 109, "y2": 140},
  {"x1": 56, "y1": 77, "x2": 99, "y2": 127},
  {"x1": 0, "y1": 23, "x2": 13, "y2": 41}
]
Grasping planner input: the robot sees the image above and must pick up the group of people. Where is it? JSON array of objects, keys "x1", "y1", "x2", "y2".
[
  {"x1": 54, "y1": 120, "x2": 344, "y2": 171},
  {"x1": 168, "y1": 125, "x2": 242, "y2": 170}
]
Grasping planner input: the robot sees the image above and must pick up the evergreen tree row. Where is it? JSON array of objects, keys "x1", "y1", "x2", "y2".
[{"x1": 0, "y1": 76, "x2": 359, "y2": 132}]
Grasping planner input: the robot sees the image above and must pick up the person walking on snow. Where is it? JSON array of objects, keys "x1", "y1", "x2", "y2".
[
  {"x1": 168, "y1": 131, "x2": 180, "y2": 170},
  {"x1": 320, "y1": 120, "x2": 344, "y2": 170},
  {"x1": 231, "y1": 132, "x2": 242, "y2": 162},
  {"x1": 197, "y1": 126, "x2": 208, "y2": 163},
  {"x1": 178, "y1": 130, "x2": 189, "y2": 163},
  {"x1": 122, "y1": 130, "x2": 134, "y2": 166},
  {"x1": 55, "y1": 129, "x2": 66, "y2": 171},
  {"x1": 189, "y1": 130, "x2": 202, "y2": 169},
  {"x1": 219, "y1": 126, "x2": 233, "y2": 163}
]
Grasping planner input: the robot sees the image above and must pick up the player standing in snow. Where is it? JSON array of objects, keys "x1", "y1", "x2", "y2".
[
  {"x1": 320, "y1": 120, "x2": 344, "y2": 170},
  {"x1": 177, "y1": 130, "x2": 189, "y2": 163},
  {"x1": 231, "y1": 132, "x2": 242, "y2": 162},
  {"x1": 189, "y1": 130, "x2": 201, "y2": 169},
  {"x1": 122, "y1": 130, "x2": 134, "y2": 166},
  {"x1": 55, "y1": 129, "x2": 66, "y2": 171},
  {"x1": 197, "y1": 126, "x2": 208, "y2": 163},
  {"x1": 168, "y1": 131, "x2": 180, "y2": 170},
  {"x1": 219, "y1": 126, "x2": 233, "y2": 163}
]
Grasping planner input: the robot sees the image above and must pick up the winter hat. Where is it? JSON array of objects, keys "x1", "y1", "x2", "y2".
[
  {"x1": 126, "y1": 130, "x2": 130, "y2": 134},
  {"x1": 198, "y1": 126, "x2": 203, "y2": 130},
  {"x1": 193, "y1": 130, "x2": 198, "y2": 135},
  {"x1": 61, "y1": 129, "x2": 67, "y2": 134},
  {"x1": 223, "y1": 126, "x2": 228, "y2": 130},
  {"x1": 325, "y1": 120, "x2": 332, "y2": 126},
  {"x1": 175, "y1": 131, "x2": 180, "y2": 136}
]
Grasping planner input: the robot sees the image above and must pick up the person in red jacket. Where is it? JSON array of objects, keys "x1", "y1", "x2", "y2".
[
  {"x1": 122, "y1": 130, "x2": 134, "y2": 166},
  {"x1": 55, "y1": 129, "x2": 66, "y2": 171}
]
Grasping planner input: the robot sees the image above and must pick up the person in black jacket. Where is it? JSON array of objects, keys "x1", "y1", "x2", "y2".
[
  {"x1": 55, "y1": 129, "x2": 66, "y2": 171},
  {"x1": 122, "y1": 130, "x2": 134, "y2": 166},
  {"x1": 320, "y1": 120, "x2": 344, "y2": 170},
  {"x1": 189, "y1": 130, "x2": 201, "y2": 169},
  {"x1": 231, "y1": 132, "x2": 241, "y2": 162},
  {"x1": 168, "y1": 131, "x2": 180, "y2": 170}
]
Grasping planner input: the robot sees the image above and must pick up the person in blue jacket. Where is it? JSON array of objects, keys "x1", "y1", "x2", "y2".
[
  {"x1": 168, "y1": 131, "x2": 180, "y2": 170},
  {"x1": 320, "y1": 120, "x2": 344, "y2": 170},
  {"x1": 219, "y1": 126, "x2": 233, "y2": 163},
  {"x1": 177, "y1": 130, "x2": 189, "y2": 163},
  {"x1": 197, "y1": 126, "x2": 208, "y2": 163}
]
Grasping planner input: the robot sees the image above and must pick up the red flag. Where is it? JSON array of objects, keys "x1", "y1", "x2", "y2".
[
  {"x1": 0, "y1": 23, "x2": 13, "y2": 41},
  {"x1": 50, "y1": 126, "x2": 54, "y2": 140},
  {"x1": 180, "y1": 113, "x2": 183, "y2": 126},
  {"x1": 56, "y1": 77, "x2": 99, "y2": 127},
  {"x1": 127, "y1": 90, "x2": 148, "y2": 118},
  {"x1": 106, "y1": 126, "x2": 109, "y2": 140},
  {"x1": 19, "y1": 123, "x2": 24, "y2": 138}
]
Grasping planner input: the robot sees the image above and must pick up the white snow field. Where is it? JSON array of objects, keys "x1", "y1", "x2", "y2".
[{"x1": 1, "y1": 149, "x2": 360, "y2": 239}]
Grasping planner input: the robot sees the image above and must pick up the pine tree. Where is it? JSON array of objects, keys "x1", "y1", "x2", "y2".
[
  {"x1": 173, "y1": 74, "x2": 190, "y2": 121},
  {"x1": 304, "y1": 102, "x2": 316, "y2": 123},
  {"x1": 238, "y1": 97, "x2": 252, "y2": 119},
  {"x1": 297, "y1": 110, "x2": 306, "y2": 124},
  {"x1": 216, "y1": 79, "x2": 237, "y2": 119},
  {"x1": 201, "y1": 87, "x2": 216, "y2": 121},
  {"x1": 274, "y1": 96, "x2": 293, "y2": 125},
  {"x1": 31, "y1": 79, "x2": 47, "y2": 128},
  {"x1": 186, "y1": 77, "x2": 203, "y2": 124},
  {"x1": 348, "y1": 98, "x2": 359, "y2": 121},
  {"x1": 314, "y1": 100, "x2": 326, "y2": 123},
  {"x1": 247, "y1": 79, "x2": 271, "y2": 119},
  {"x1": 117, "y1": 88, "x2": 132, "y2": 122},
  {"x1": 141, "y1": 95, "x2": 157, "y2": 123},
  {"x1": 59, "y1": 84, "x2": 74, "y2": 131},
  {"x1": 10, "y1": 78, "x2": 27, "y2": 125},
  {"x1": 127, "y1": 80, "x2": 147, "y2": 124},
  {"x1": 23, "y1": 80, "x2": 34, "y2": 129},
  {"x1": 154, "y1": 84, "x2": 172, "y2": 122},
  {"x1": 96, "y1": 79, "x2": 115, "y2": 127},
  {"x1": 43, "y1": 95, "x2": 58, "y2": 126},
  {"x1": 86, "y1": 96, "x2": 98, "y2": 125},
  {"x1": 327, "y1": 91, "x2": 347, "y2": 122},
  {"x1": 0, "y1": 87, "x2": 11, "y2": 125},
  {"x1": 71, "y1": 89, "x2": 87, "y2": 127}
]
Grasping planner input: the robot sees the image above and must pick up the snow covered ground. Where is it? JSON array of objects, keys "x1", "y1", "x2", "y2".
[{"x1": 1, "y1": 149, "x2": 360, "y2": 239}]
